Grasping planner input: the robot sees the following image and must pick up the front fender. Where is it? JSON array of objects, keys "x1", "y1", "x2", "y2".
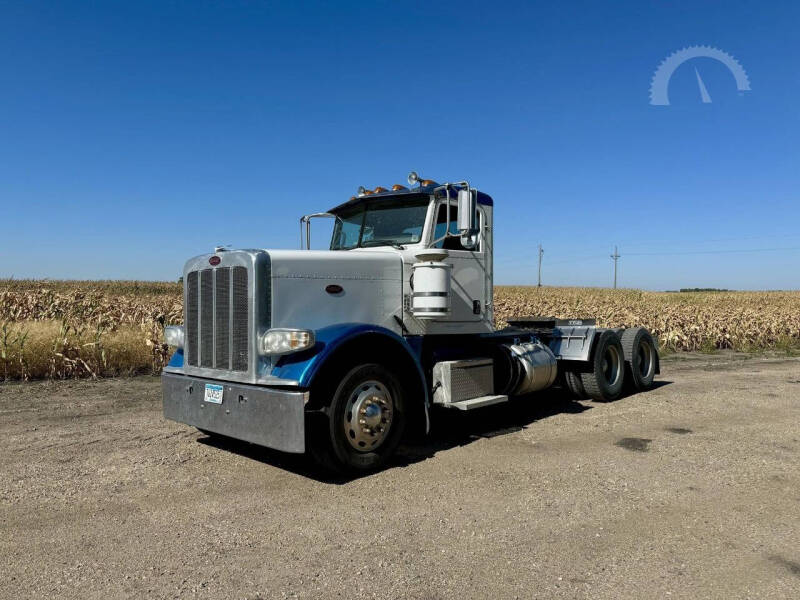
[
  {"x1": 270, "y1": 323, "x2": 425, "y2": 392},
  {"x1": 271, "y1": 324, "x2": 429, "y2": 433}
]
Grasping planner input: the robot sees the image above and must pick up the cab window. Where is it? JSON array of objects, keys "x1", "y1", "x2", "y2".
[{"x1": 432, "y1": 202, "x2": 479, "y2": 251}]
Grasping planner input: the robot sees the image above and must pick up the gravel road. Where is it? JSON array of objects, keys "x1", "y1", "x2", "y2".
[{"x1": 2, "y1": 354, "x2": 799, "y2": 599}]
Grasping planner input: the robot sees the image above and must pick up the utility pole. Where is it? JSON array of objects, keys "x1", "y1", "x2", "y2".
[
  {"x1": 611, "y1": 245, "x2": 620, "y2": 289},
  {"x1": 537, "y1": 244, "x2": 544, "y2": 287}
]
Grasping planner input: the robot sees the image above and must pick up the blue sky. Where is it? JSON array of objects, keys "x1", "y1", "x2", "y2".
[{"x1": 2, "y1": 1, "x2": 799, "y2": 289}]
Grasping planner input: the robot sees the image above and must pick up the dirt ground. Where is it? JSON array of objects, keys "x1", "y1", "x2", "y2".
[{"x1": 1, "y1": 354, "x2": 799, "y2": 599}]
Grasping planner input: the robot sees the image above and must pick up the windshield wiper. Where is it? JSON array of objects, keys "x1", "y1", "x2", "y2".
[{"x1": 360, "y1": 240, "x2": 405, "y2": 250}]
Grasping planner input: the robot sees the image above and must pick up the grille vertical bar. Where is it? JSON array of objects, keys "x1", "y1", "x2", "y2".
[
  {"x1": 186, "y1": 271, "x2": 198, "y2": 366},
  {"x1": 214, "y1": 268, "x2": 230, "y2": 369},
  {"x1": 231, "y1": 266, "x2": 249, "y2": 371},
  {"x1": 200, "y1": 269, "x2": 214, "y2": 368}
]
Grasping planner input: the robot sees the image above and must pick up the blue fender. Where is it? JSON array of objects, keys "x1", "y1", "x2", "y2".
[
  {"x1": 271, "y1": 323, "x2": 429, "y2": 430},
  {"x1": 271, "y1": 323, "x2": 424, "y2": 388},
  {"x1": 167, "y1": 348, "x2": 184, "y2": 368}
]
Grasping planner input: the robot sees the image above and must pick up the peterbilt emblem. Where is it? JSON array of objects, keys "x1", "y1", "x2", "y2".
[
  {"x1": 325, "y1": 284, "x2": 343, "y2": 295},
  {"x1": 209, "y1": 256, "x2": 221, "y2": 266}
]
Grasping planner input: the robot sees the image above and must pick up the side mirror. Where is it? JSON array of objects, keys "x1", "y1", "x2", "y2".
[{"x1": 457, "y1": 189, "x2": 478, "y2": 249}]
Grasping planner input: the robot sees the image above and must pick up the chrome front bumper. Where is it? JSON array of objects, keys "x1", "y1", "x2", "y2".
[{"x1": 162, "y1": 372, "x2": 308, "y2": 453}]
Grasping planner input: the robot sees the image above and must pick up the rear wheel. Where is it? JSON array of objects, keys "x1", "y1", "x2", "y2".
[
  {"x1": 564, "y1": 371, "x2": 588, "y2": 399},
  {"x1": 620, "y1": 327, "x2": 657, "y2": 391},
  {"x1": 309, "y1": 363, "x2": 406, "y2": 474},
  {"x1": 580, "y1": 330, "x2": 625, "y2": 401}
]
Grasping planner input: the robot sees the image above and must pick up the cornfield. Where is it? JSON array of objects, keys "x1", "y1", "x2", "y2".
[
  {"x1": 1, "y1": 280, "x2": 799, "y2": 380},
  {"x1": 0, "y1": 280, "x2": 181, "y2": 380},
  {"x1": 495, "y1": 287, "x2": 800, "y2": 354}
]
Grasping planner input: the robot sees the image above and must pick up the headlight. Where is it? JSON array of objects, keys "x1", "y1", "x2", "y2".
[
  {"x1": 258, "y1": 329, "x2": 315, "y2": 355},
  {"x1": 164, "y1": 325, "x2": 185, "y2": 348}
]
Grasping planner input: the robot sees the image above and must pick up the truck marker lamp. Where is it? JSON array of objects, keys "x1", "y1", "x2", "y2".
[
  {"x1": 164, "y1": 325, "x2": 185, "y2": 348},
  {"x1": 373, "y1": 186, "x2": 388, "y2": 193},
  {"x1": 258, "y1": 329, "x2": 315, "y2": 355}
]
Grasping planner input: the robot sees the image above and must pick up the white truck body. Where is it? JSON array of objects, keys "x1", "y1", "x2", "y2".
[{"x1": 162, "y1": 174, "x2": 659, "y2": 472}]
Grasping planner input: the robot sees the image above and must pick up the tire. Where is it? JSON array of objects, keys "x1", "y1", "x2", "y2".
[
  {"x1": 620, "y1": 327, "x2": 657, "y2": 392},
  {"x1": 580, "y1": 329, "x2": 625, "y2": 401},
  {"x1": 564, "y1": 371, "x2": 588, "y2": 399},
  {"x1": 308, "y1": 363, "x2": 406, "y2": 474}
]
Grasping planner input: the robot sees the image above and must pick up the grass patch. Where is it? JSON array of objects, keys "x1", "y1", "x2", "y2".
[{"x1": 0, "y1": 320, "x2": 169, "y2": 380}]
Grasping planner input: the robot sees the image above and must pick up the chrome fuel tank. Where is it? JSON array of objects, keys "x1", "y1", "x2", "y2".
[{"x1": 500, "y1": 341, "x2": 558, "y2": 396}]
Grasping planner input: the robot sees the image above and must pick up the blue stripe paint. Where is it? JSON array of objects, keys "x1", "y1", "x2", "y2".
[
  {"x1": 167, "y1": 348, "x2": 184, "y2": 368},
  {"x1": 476, "y1": 191, "x2": 494, "y2": 206},
  {"x1": 329, "y1": 188, "x2": 494, "y2": 213},
  {"x1": 271, "y1": 323, "x2": 426, "y2": 393}
]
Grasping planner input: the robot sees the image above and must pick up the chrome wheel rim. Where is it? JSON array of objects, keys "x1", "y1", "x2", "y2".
[
  {"x1": 343, "y1": 380, "x2": 394, "y2": 451},
  {"x1": 602, "y1": 345, "x2": 622, "y2": 386}
]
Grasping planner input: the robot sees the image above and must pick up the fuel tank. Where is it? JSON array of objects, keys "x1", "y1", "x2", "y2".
[{"x1": 494, "y1": 341, "x2": 558, "y2": 396}]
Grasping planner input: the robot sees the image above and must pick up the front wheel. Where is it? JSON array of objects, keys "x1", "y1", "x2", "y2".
[{"x1": 309, "y1": 363, "x2": 406, "y2": 474}]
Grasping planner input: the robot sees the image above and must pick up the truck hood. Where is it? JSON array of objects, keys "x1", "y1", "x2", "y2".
[
  {"x1": 267, "y1": 249, "x2": 402, "y2": 280},
  {"x1": 266, "y1": 249, "x2": 404, "y2": 333}
]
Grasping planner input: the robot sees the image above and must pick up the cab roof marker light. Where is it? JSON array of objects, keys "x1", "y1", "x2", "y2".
[
  {"x1": 392, "y1": 184, "x2": 408, "y2": 191},
  {"x1": 374, "y1": 186, "x2": 388, "y2": 193}
]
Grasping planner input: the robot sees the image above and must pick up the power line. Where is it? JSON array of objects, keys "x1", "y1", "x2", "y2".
[
  {"x1": 618, "y1": 233, "x2": 800, "y2": 249},
  {"x1": 626, "y1": 246, "x2": 800, "y2": 257},
  {"x1": 496, "y1": 243, "x2": 800, "y2": 267}
]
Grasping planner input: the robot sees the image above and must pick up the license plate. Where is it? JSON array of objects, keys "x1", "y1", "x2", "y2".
[{"x1": 204, "y1": 383, "x2": 224, "y2": 404}]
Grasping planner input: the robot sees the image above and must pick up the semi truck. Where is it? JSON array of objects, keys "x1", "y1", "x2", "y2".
[{"x1": 162, "y1": 173, "x2": 659, "y2": 473}]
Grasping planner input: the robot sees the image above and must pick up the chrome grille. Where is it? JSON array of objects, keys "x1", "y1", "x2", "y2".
[
  {"x1": 200, "y1": 269, "x2": 214, "y2": 368},
  {"x1": 214, "y1": 268, "x2": 230, "y2": 368},
  {"x1": 186, "y1": 271, "x2": 198, "y2": 366},
  {"x1": 232, "y1": 266, "x2": 249, "y2": 371},
  {"x1": 184, "y1": 264, "x2": 250, "y2": 372}
]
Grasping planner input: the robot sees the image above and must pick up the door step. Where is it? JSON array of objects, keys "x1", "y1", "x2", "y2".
[{"x1": 444, "y1": 394, "x2": 509, "y2": 411}]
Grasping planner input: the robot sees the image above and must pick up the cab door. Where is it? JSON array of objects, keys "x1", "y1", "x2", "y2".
[{"x1": 430, "y1": 200, "x2": 487, "y2": 323}]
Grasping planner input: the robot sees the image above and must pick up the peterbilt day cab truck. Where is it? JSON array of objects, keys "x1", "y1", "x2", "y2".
[{"x1": 162, "y1": 172, "x2": 659, "y2": 473}]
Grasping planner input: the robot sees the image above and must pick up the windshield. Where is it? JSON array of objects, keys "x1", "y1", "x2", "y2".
[{"x1": 330, "y1": 197, "x2": 430, "y2": 250}]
